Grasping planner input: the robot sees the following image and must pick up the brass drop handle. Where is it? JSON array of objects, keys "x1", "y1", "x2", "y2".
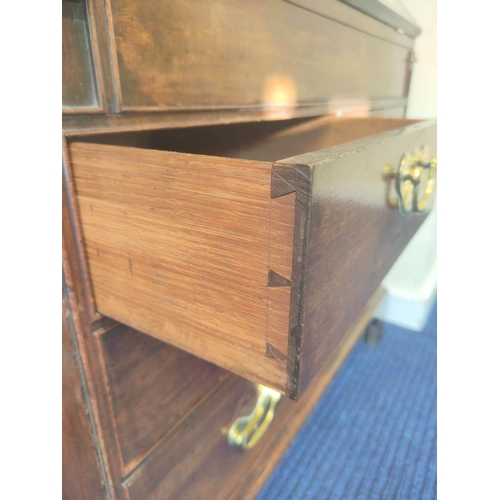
[
  {"x1": 227, "y1": 384, "x2": 281, "y2": 450},
  {"x1": 384, "y1": 145, "x2": 437, "y2": 216}
]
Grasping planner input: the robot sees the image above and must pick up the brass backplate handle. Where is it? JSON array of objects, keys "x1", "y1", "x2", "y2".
[
  {"x1": 384, "y1": 145, "x2": 437, "y2": 216},
  {"x1": 227, "y1": 384, "x2": 281, "y2": 450}
]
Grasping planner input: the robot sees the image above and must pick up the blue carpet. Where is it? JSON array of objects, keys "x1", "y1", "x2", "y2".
[{"x1": 257, "y1": 302, "x2": 437, "y2": 500}]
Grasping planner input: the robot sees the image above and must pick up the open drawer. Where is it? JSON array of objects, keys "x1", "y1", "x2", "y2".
[{"x1": 68, "y1": 116, "x2": 436, "y2": 399}]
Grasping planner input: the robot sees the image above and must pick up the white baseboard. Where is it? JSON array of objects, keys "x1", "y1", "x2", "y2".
[{"x1": 375, "y1": 281, "x2": 436, "y2": 331}]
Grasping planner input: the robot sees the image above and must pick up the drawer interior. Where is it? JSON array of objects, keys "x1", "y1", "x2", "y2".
[{"x1": 75, "y1": 116, "x2": 418, "y2": 162}]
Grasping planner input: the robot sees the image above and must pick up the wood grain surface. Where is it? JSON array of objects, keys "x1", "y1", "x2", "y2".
[
  {"x1": 98, "y1": 323, "x2": 227, "y2": 475},
  {"x1": 69, "y1": 117, "x2": 435, "y2": 398},
  {"x1": 62, "y1": 98, "x2": 409, "y2": 135},
  {"x1": 108, "y1": 0, "x2": 411, "y2": 111},
  {"x1": 69, "y1": 142, "x2": 295, "y2": 393},
  {"x1": 286, "y1": 0, "x2": 415, "y2": 47}
]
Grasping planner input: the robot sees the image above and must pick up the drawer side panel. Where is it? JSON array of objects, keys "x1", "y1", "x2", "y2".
[{"x1": 69, "y1": 143, "x2": 295, "y2": 394}]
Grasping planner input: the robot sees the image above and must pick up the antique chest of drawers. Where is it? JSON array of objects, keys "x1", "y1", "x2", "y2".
[{"x1": 62, "y1": 1, "x2": 434, "y2": 498}]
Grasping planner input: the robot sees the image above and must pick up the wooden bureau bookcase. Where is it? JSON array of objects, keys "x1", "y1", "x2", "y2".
[{"x1": 62, "y1": 1, "x2": 435, "y2": 498}]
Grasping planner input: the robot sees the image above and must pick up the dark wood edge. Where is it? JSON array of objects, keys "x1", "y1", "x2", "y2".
[
  {"x1": 63, "y1": 289, "x2": 113, "y2": 500},
  {"x1": 227, "y1": 288, "x2": 387, "y2": 499},
  {"x1": 86, "y1": 0, "x2": 107, "y2": 112},
  {"x1": 271, "y1": 164, "x2": 313, "y2": 400},
  {"x1": 63, "y1": 106, "x2": 105, "y2": 116},
  {"x1": 340, "y1": 0, "x2": 421, "y2": 38},
  {"x1": 63, "y1": 180, "x2": 126, "y2": 499},
  {"x1": 93, "y1": 337, "x2": 128, "y2": 476},
  {"x1": 285, "y1": 0, "x2": 414, "y2": 49},
  {"x1": 276, "y1": 118, "x2": 435, "y2": 168},
  {"x1": 268, "y1": 270, "x2": 292, "y2": 288},
  {"x1": 403, "y1": 50, "x2": 415, "y2": 102},
  {"x1": 89, "y1": 0, "x2": 122, "y2": 113},
  {"x1": 63, "y1": 137, "x2": 101, "y2": 323},
  {"x1": 107, "y1": 97, "x2": 409, "y2": 115},
  {"x1": 274, "y1": 118, "x2": 435, "y2": 398},
  {"x1": 103, "y1": 0, "x2": 124, "y2": 112},
  {"x1": 62, "y1": 99, "x2": 408, "y2": 135}
]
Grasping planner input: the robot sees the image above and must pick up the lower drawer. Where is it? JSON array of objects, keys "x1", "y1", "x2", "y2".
[
  {"x1": 124, "y1": 377, "x2": 266, "y2": 500},
  {"x1": 122, "y1": 289, "x2": 384, "y2": 500},
  {"x1": 69, "y1": 116, "x2": 436, "y2": 398},
  {"x1": 98, "y1": 323, "x2": 227, "y2": 475}
]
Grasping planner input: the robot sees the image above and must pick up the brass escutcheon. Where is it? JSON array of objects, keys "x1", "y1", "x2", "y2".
[{"x1": 384, "y1": 145, "x2": 437, "y2": 216}]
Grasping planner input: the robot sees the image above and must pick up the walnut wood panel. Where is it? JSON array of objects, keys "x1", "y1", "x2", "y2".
[
  {"x1": 62, "y1": 0, "x2": 100, "y2": 113},
  {"x1": 68, "y1": 117, "x2": 435, "y2": 399},
  {"x1": 107, "y1": 0, "x2": 411, "y2": 111},
  {"x1": 63, "y1": 299, "x2": 107, "y2": 500},
  {"x1": 123, "y1": 289, "x2": 385, "y2": 500},
  {"x1": 99, "y1": 323, "x2": 227, "y2": 475},
  {"x1": 276, "y1": 119, "x2": 437, "y2": 396}
]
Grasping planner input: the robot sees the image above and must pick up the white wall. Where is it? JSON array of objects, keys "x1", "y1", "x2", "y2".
[
  {"x1": 375, "y1": 0, "x2": 437, "y2": 331},
  {"x1": 403, "y1": 0, "x2": 437, "y2": 120}
]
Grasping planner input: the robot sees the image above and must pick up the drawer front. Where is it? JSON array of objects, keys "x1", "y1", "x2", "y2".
[
  {"x1": 69, "y1": 117, "x2": 436, "y2": 399},
  {"x1": 123, "y1": 377, "x2": 264, "y2": 500},
  {"x1": 98, "y1": 324, "x2": 226, "y2": 475},
  {"x1": 276, "y1": 120, "x2": 437, "y2": 396},
  {"x1": 108, "y1": 0, "x2": 411, "y2": 111}
]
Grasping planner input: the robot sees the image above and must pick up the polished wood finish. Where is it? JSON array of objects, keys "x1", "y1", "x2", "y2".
[
  {"x1": 62, "y1": 0, "x2": 414, "y2": 134},
  {"x1": 63, "y1": 0, "x2": 413, "y2": 135},
  {"x1": 68, "y1": 117, "x2": 434, "y2": 398},
  {"x1": 107, "y1": 0, "x2": 410, "y2": 111},
  {"x1": 63, "y1": 298, "x2": 107, "y2": 500},
  {"x1": 62, "y1": 98, "x2": 409, "y2": 135},
  {"x1": 286, "y1": 0, "x2": 414, "y2": 48},
  {"x1": 276, "y1": 119, "x2": 436, "y2": 396},
  {"x1": 99, "y1": 323, "x2": 227, "y2": 475},
  {"x1": 124, "y1": 377, "x2": 260, "y2": 500}
]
